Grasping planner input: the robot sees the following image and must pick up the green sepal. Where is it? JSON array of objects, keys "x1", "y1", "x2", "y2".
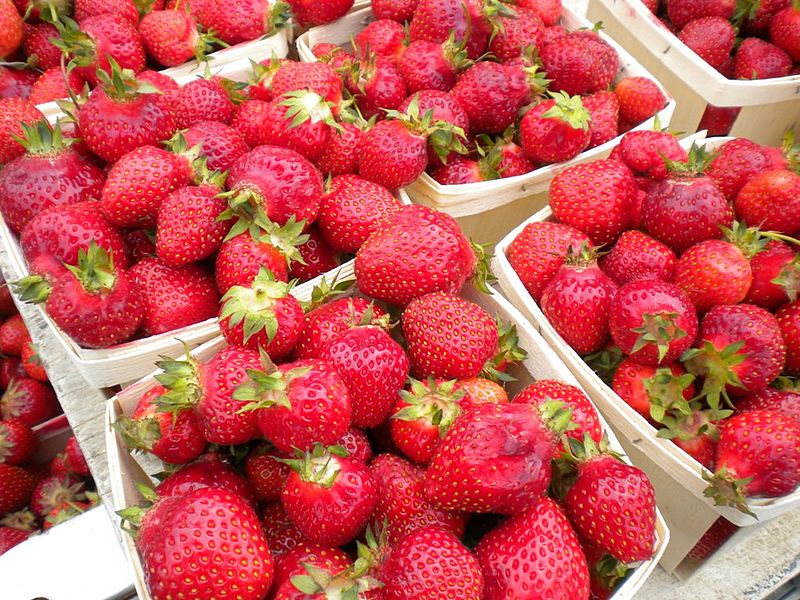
[
  {"x1": 113, "y1": 414, "x2": 162, "y2": 453},
  {"x1": 644, "y1": 368, "x2": 697, "y2": 425},
  {"x1": 10, "y1": 120, "x2": 73, "y2": 156},
  {"x1": 681, "y1": 340, "x2": 746, "y2": 420},
  {"x1": 542, "y1": 91, "x2": 591, "y2": 131},
  {"x1": 470, "y1": 241, "x2": 497, "y2": 294},
  {"x1": 662, "y1": 142, "x2": 717, "y2": 177},
  {"x1": 64, "y1": 242, "x2": 117, "y2": 295},
  {"x1": 219, "y1": 267, "x2": 294, "y2": 344},
  {"x1": 12, "y1": 275, "x2": 52, "y2": 304},
  {"x1": 482, "y1": 318, "x2": 527, "y2": 382},
  {"x1": 702, "y1": 466, "x2": 756, "y2": 519},
  {"x1": 392, "y1": 377, "x2": 465, "y2": 437},
  {"x1": 772, "y1": 254, "x2": 800, "y2": 302},
  {"x1": 584, "y1": 344, "x2": 623, "y2": 386},
  {"x1": 265, "y1": 1, "x2": 293, "y2": 34},
  {"x1": 630, "y1": 312, "x2": 688, "y2": 364},
  {"x1": 279, "y1": 90, "x2": 343, "y2": 133},
  {"x1": 300, "y1": 274, "x2": 356, "y2": 313},
  {"x1": 538, "y1": 400, "x2": 576, "y2": 437}
]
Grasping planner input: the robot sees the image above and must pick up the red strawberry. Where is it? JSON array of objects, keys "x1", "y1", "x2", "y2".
[
  {"x1": 0, "y1": 99, "x2": 44, "y2": 165},
  {"x1": 770, "y1": 4, "x2": 800, "y2": 61},
  {"x1": 777, "y1": 300, "x2": 800, "y2": 375},
  {"x1": 0, "y1": 418, "x2": 38, "y2": 466},
  {"x1": 744, "y1": 241, "x2": 798, "y2": 309},
  {"x1": 514, "y1": 380, "x2": 602, "y2": 444},
  {"x1": 245, "y1": 56, "x2": 285, "y2": 102},
  {"x1": 737, "y1": 387, "x2": 800, "y2": 424},
  {"x1": 541, "y1": 246, "x2": 620, "y2": 355},
  {"x1": 735, "y1": 169, "x2": 800, "y2": 236},
  {"x1": 312, "y1": 42, "x2": 353, "y2": 70},
  {"x1": 667, "y1": 0, "x2": 735, "y2": 29},
  {"x1": 18, "y1": 244, "x2": 145, "y2": 348},
  {"x1": 334, "y1": 429, "x2": 372, "y2": 464},
  {"x1": 678, "y1": 17, "x2": 735, "y2": 69},
  {"x1": 181, "y1": 120, "x2": 249, "y2": 174},
  {"x1": 614, "y1": 77, "x2": 666, "y2": 125},
  {"x1": 583, "y1": 90, "x2": 620, "y2": 148},
  {"x1": 260, "y1": 501, "x2": 305, "y2": 556},
  {"x1": 355, "y1": 18, "x2": 406, "y2": 63},
  {"x1": 218, "y1": 268, "x2": 304, "y2": 361},
  {"x1": 272, "y1": 543, "x2": 352, "y2": 597},
  {"x1": 229, "y1": 99, "x2": 270, "y2": 147},
  {"x1": 355, "y1": 205, "x2": 479, "y2": 306},
  {"x1": 124, "y1": 229, "x2": 156, "y2": 263},
  {"x1": 285, "y1": 0, "x2": 353, "y2": 27},
  {"x1": 134, "y1": 488, "x2": 273, "y2": 600},
  {"x1": 370, "y1": 453, "x2": 467, "y2": 544},
  {"x1": 237, "y1": 358, "x2": 352, "y2": 453},
  {"x1": 0, "y1": 464, "x2": 36, "y2": 515},
  {"x1": 706, "y1": 411, "x2": 800, "y2": 512},
  {"x1": 520, "y1": 92, "x2": 591, "y2": 164},
  {"x1": 490, "y1": 7, "x2": 545, "y2": 61},
  {"x1": 316, "y1": 122, "x2": 364, "y2": 176},
  {"x1": 456, "y1": 376, "x2": 509, "y2": 407},
  {"x1": 698, "y1": 105, "x2": 739, "y2": 135},
  {"x1": 475, "y1": 497, "x2": 590, "y2": 599},
  {"x1": 114, "y1": 385, "x2": 207, "y2": 464},
  {"x1": 376, "y1": 526, "x2": 484, "y2": 598},
  {"x1": 347, "y1": 53, "x2": 409, "y2": 119},
  {"x1": 0, "y1": 315, "x2": 29, "y2": 356},
  {"x1": 373, "y1": 0, "x2": 420, "y2": 22},
  {"x1": 27, "y1": 67, "x2": 85, "y2": 107},
  {"x1": 673, "y1": 239, "x2": 751, "y2": 313},
  {"x1": 424, "y1": 402, "x2": 573, "y2": 513},
  {"x1": 399, "y1": 38, "x2": 466, "y2": 94},
  {"x1": 687, "y1": 518, "x2": 738, "y2": 561},
  {"x1": 0, "y1": 526, "x2": 31, "y2": 556},
  {"x1": 734, "y1": 38, "x2": 791, "y2": 79},
  {"x1": 0, "y1": 358, "x2": 26, "y2": 389},
  {"x1": 261, "y1": 91, "x2": 340, "y2": 164},
  {"x1": 139, "y1": 9, "x2": 216, "y2": 67},
  {"x1": 550, "y1": 159, "x2": 638, "y2": 246},
  {"x1": 23, "y1": 23, "x2": 62, "y2": 71},
  {"x1": 201, "y1": 0, "x2": 288, "y2": 44},
  {"x1": 431, "y1": 155, "x2": 498, "y2": 184},
  {"x1": 541, "y1": 33, "x2": 614, "y2": 96},
  {"x1": 63, "y1": 436, "x2": 90, "y2": 478},
  {"x1": 243, "y1": 444, "x2": 290, "y2": 503},
  {"x1": 600, "y1": 230, "x2": 677, "y2": 285},
  {"x1": 399, "y1": 89, "x2": 471, "y2": 142},
  {"x1": 272, "y1": 61, "x2": 343, "y2": 108},
  {"x1": 130, "y1": 257, "x2": 219, "y2": 335},
  {"x1": 21, "y1": 341, "x2": 47, "y2": 382},
  {"x1": 611, "y1": 359, "x2": 694, "y2": 420},
  {"x1": 73, "y1": 0, "x2": 139, "y2": 22},
  {"x1": 282, "y1": 444, "x2": 378, "y2": 547},
  {"x1": 78, "y1": 66, "x2": 175, "y2": 163},
  {"x1": 706, "y1": 138, "x2": 787, "y2": 201},
  {"x1": 0, "y1": 0, "x2": 22, "y2": 59},
  {"x1": 409, "y1": 0, "x2": 491, "y2": 60},
  {"x1": 615, "y1": 129, "x2": 689, "y2": 181},
  {"x1": 403, "y1": 292, "x2": 498, "y2": 379},
  {"x1": 294, "y1": 297, "x2": 387, "y2": 360},
  {"x1": 0, "y1": 65, "x2": 37, "y2": 99},
  {"x1": 1, "y1": 378, "x2": 58, "y2": 426},
  {"x1": 289, "y1": 226, "x2": 340, "y2": 282},
  {"x1": 173, "y1": 75, "x2": 239, "y2": 129},
  {"x1": 156, "y1": 456, "x2": 254, "y2": 504}
]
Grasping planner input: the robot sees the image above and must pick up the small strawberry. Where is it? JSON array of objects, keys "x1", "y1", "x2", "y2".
[
  {"x1": 335, "y1": 429, "x2": 372, "y2": 464},
  {"x1": 0, "y1": 315, "x2": 30, "y2": 356},
  {"x1": 541, "y1": 32, "x2": 613, "y2": 96},
  {"x1": 600, "y1": 230, "x2": 677, "y2": 286},
  {"x1": 698, "y1": 105, "x2": 739, "y2": 135},
  {"x1": 614, "y1": 77, "x2": 666, "y2": 125},
  {"x1": 174, "y1": 75, "x2": 241, "y2": 129},
  {"x1": 777, "y1": 300, "x2": 800, "y2": 375},
  {"x1": 687, "y1": 518, "x2": 738, "y2": 561},
  {"x1": 734, "y1": 38, "x2": 791, "y2": 79},
  {"x1": 0, "y1": 65, "x2": 37, "y2": 100},
  {"x1": 0, "y1": 526, "x2": 31, "y2": 556},
  {"x1": 0, "y1": 377, "x2": 58, "y2": 426},
  {"x1": 272, "y1": 61, "x2": 343, "y2": 107},
  {"x1": 272, "y1": 544, "x2": 353, "y2": 597},
  {"x1": 490, "y1": 6, "x2": 546, "y2": 61},
  {"x1": 0, "y1": 418, "x2": 38, "y2": 466},
  {"x1": 678, "y1": 17, "x2": 735, "y2": 69},
  {"x1": 455, "y1": 377, "x2": 509, "y2": 407},
  {"x1": 244, "y1": 444, "x2": 290, "y2": 503},
  {"x1": 0, "y1": 464, "x2": 36, "y2": 515},
  {"x1": 316, "y1": 122, "x2": 364, "y2": 177},
  {"x1": 260, "y1": 502, "x2": 305, "y2": 556},
  {"x1": 64, "y1": 436, "x2": 90, "y2": 478},
  {"x1": 21, "y1": 341, "x2": 47, "y2": 382},
  {"x1": 23, "y1": 23, "x2": 62, "y2": 71},
  {"x1": 520, "y1": 92, "x2": 591, "y2": 164},
  {"x1": 230, "y1": 99, "x2": 270, "y2": 147},
  {"x1": 73, "y1": 0, "x2": 139, "y2": 22},
  {"x1": 582, "y1": 90, "x2": 620, "y2": 148},
  {"x1": 28, "y1": 67, "x2": 85, "y2": 106},
  {"x1": 735, "y1": 169, "x2": 800, "y2": 236},
  {"x1": 0, "y1": 358, "x2": 27, "y2": 390},
  {"x1": 514, "y1": 380, "x2": 602, "y2": 444},
  {"x1": 139, "y1": 9, "x2": 219, "y2": 68},
  {"x1": 0, "y1": 99, "x2": 44, "y2": 166},
  {"x1": 611, "y1": 359, "x2": 695, "y2": 421},
  {"x1": 156, "y1": 456, "x2": 254, "y2": 504},
  {"x1": 737, "y1": 387, "x2": 800, "y2": 424}
]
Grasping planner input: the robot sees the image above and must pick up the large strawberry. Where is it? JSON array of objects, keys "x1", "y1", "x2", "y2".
[
  {"x1": 0, "y1": 98, "x2": 43, "y2": 166},
  {"x1": 423, "y1": 402, "x2": 572, "y2": 514},
  {"x1": 520, "y1": 92, "x2": 591, "y2": 164},
  {"x1": 399, "y1": 37, "x2": 467, "y2": 94},
  {"x1": 0, "y1": 121, "x2": 104, "y2": 234},
  {"x1": 475, "y1": 497, "x2": 590, "y2": 599},
  {"x1": 294, "y1": 297, "x2": 387, "y2": 360},
  {"x1": 409, "y1": 0, "x2": 491, "y2": 59},
  {"x1": 355, "y1": 205, "x2": 481, "y2": 306},
  {"x1": 541, "y1": 31, "x2": 617, "y2": 96}
]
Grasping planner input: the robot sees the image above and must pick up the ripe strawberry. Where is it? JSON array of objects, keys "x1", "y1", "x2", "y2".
[
  {"x1": 18, "y1": 244, "x2": 145, "y2": 348},
  {"x1": 30, "y1": 475, "x2": 86, "y2": 517},
  {"x1": 373, "y1": 0, "x2": 419, "y2": 22},
  {"x1": 734, "y1": 38, "x2": 791, "y2": 79},
  {"x1": 424, "y1": 402, "x2": 572, "y2": 513},
  {"x1": 735, "y1": 169, "x2": 800, "y2": 236},
  {"x1": 744, "y1": 241, "x2": 798, "y2": 309},
  {"x1": 349, "y1": 58, "x2": 407, "y2": 121},
  {"x1": 243, "y1": 444, "x2": 289, "y2": 503},
  {"x1": 673, "y1": 239, "x2": 751, "y2": 313},
  {"x1": 74, "y1": 0, "x2": 139, "y2": 22},
  {"x1": 229, "y1": 99, "x2": 270, "y2": 147},
  {"x1": 615, "y1": 129, "x2": 688, "y2": 181},
  {"x1": 114, "y1": 385, "x2": 207, "y2": 464},
  {"x1": 330, "y1": 429, "x2": 369, "y2": 465},
  {"x1": 124, "y1": 229, "x2": 156, "y2": 263},
  {"x1": 295, "y1": 297, "x2": 387, "y2": 360},
  {"x1": 399, "y1": 89, "x2": 471, "y2": 143},
  {"x1": 134, "y1": 488, "x2": 273, "y2": 600},
  {"x1": 130, "y1": 257, "x2": 219, "y2": 336},
  {"x1": 698, "y1": 105, "x2": 739, "y2": 135},
  {"x1": 260, "y1": 501, "x2": 305, "y2": 556},
  {"x1": 0, "y1": 526, "x2": 31, "y2": 556},
  {"x1": 218, "y1": 268, "x2": 303, "y2": 360},
  {"x1": 490, "y1": 7, "x2": 546, "y2": 61},
  {"x1": 237, "y1": 357, "x2": 352, "y2": 453},
  {"x1": 272, "y1": 61, "x2": 343, "y2": 107},
  {"x1": 611, "y1": 359, "x2": 693, "y2": 421},
  {"x1": 0, "y1": 315, "x2": 30, "y2": 356},
  {"x1": 285, "y1": 0, "x2": 353, "y2": 27},
  {"x1": 399, "y1": 38, "x2": 466, "y2": 94},
  {"x1": 0, "y1": 65, "x2": 37, "y2": 99},
  {"x1": 667, "y1": 0, "x2": 735, "y2": 29},
  {"x1": 376, "y1": 526, "x2": 484, "y2": 599},
  {"x1": 262, "y1": 91, "x2": 342, "y2": 164},
  {"x1": 63, "y1": 436, "x2": 90, "y2": 478},
  {"x1": 777, "y1": 300, "x2": 800, "y2": 375},
  {"x1": 355, "y1": 18, "x2": 406, "y2": 63},
  {"x1": 0, "y1": 98, "x2": 44, "y2": 166},
  {"x1": 316, "y1": 122, "x2": 364, "y2": 177},
  {"x1": 224, "y1": 145, "x2": 323, "y2": 228},
  {"x1": 678, "y1": 17, "x2": 735, "y2": 69},
  {"x1": 614, "y1": 77, "x2": 666, "y2": 125},
  {"x1": 409, "y1": 0, "x2": 491, "y2": 59},
  {"x1": 0, "y1": 0, "x2": 22, "y2": 59},
  {"x1": 289, "y1": 226, "x2": 341, "y2": 282},
  {"x1": 139, "y1": 9, "x2": 217, "y2": 68},
  {"x1": 174, "y1": 76, "x2": 239, "y2": 129},
  {"x1": 0, "y1": 418, "x2": 38, "y2": 466},
  {"x1": 430, "y1": 155, "x2": 499, "y2": 184},
  {"x1": 706, "y1": 411, "x2": 800, "y2": 512},
  {"x1": 541, "y1": 246, "x2": 619, "y2": 355},
  {"x1": 520, "y1": 92, "x2": 591, "y2": 164},
  {"x1": 21, "y1": 341, "x2": 47, "y2": 382},
  {"x1": 282, "y1": 444, "x2": 377, "y2": 547},
  {"x1": 312, "y1": 42, "x2": 354, "y2": 70},
  {"x1": 1, "y1": 377, "x2": 58, "y2": 426},
  {"x1": 687, "y1": 518, "x2": 738, "y2": 561},
  {"x1": 475, "y1": 497, "x2": 590, "y2": 599},
  {"x1": 272, "y1": 543, "x2": 352, "y2": 596},
  {"x1": 246, "y1": 55, "x2": 285, "y2": 102},
  {"x1": 355, "y1": 205, "x2": 479, "y2": 306},
  {"x1": 514, "y1": 380, "x2": 602, "y2": 444},
  {"x1": 706, "y1": 138, "x2": 787, "y2": 201},
  {"x1": 770, "y1": 5, "x2": 800, "y2": 61},
  {"x1": 156, "y1": 456, "x2": 254, "y2": 504},
  {"x1": 28, "y1": 67, "x2": 85, "y2": 106},
  {"x1": 450, "y1": 61, "x2": 530, "y2": 135},
  {"x1": 456, "y1": 377, "x2": 509, "y2": 407},
  {"x1": 541, "y1": 33, "x2": 613, "y2": 96},
  {"x1": 550, "y1": 159, "x2": 638, "y2": 246},
  {"x1": 0, "y1": 464, "x2": 36, "y2": 515},
  {"x1": 23, "y1": 23, "x2": 62, "y2": 71},
  {"x1": 582, "y1": 90, "x2": 620, "y2": 148},
  {"x1": 600, "y1": 230, "x2": 677, "y2": 286},
  {"x1": 200, "y1": 0, "x2": 289, "y2": 44},
  {"x1": 737, "y1": 387, "x2": 800, "y2": 424}
]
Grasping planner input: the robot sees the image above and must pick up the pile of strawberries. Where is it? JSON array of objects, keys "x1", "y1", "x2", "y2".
[
  {"x1": 115, "y1": 206, "x2": 658, "y2": 600},
  {"x1": 304, "y1": 0, "x2": 668, "y2": 186},
  {"x1": 508, "y1": 128, "x2": 800, "y2": 516},
  {"x1": 0, "y1": 0, "x2": 354, "y2": 106}
]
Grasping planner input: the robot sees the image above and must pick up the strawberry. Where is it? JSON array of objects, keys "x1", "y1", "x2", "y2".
[
  {"x1": 673, "y1": 240, "x2": 751, "y2": 314},
  {"x1": 28, "y1": 67, "x2": 85, "y2": 106},
  {"x1": 0, "y1": 98, "x2": 44, "y2": 165},
  {"x1": 373, "y1": 0, "x2": 420, "y2": 22},
  {"x1": 450, "y1": 61, "x2": 531, "y2": 135},
  {"x1": 322, "y1": 323, "x2": 409, "y2": 428},
  {"x1": 63, "y1": 436, "x2": 90, "y2": 478},
  {"x1": 667, "y1": 0, "x2": 735, "y2": 29},
  {"x1": 295, "y1": 297, "x2": 387, "y2": 360},
  {"x1": 706, "y1": 138, "x2": 787, "y2": 201},
  {"x1": 514, "y1": 380, "x2": 602, "y2": 444},
  {"x1": 520, "y1": 92, "x2": 591, "y2": 164},
  {"x1": 0, "y1": 464, "x2": 36, "y2": 515},
  {"x1": 777, "y1": 301, "x2": 800, "y2": 375},
  {"x1": 348, "y1": 55, "x2": 408, "y2": 120},
  {"x1": 0, "y1": 0, "x2": 22, "y2": 59},
  {"x1": 1, "y1": 377, "x2": 58, "y2": 426},
  {"x1": 73, "y1": 0, "x2": 139, "y2": 22},
  {"x1": 456, "y1": 377, "x2": 509, "y2": 407},
  {"x1": 272, "y1": 61, "x2": 343, "y2": 108},
  {"x1": 201, "y1": 0, "x2": 289, "y2": 45},
  {"x1": 734, "y1": 38, "x2": 791, "y2": 79},
  {"x1": 678, "y1": 17, "x2": 735, "y2": 69},
  {"x1": 685, "y1": 304, "x2": 786, "y2": 416},
  {"x1": 0, "y1": 65, "x2": 37, "y2": 99},
  {"x1": 0, "y1": 315, "x2": 30, "y2": 356},
  {"x1": 355, "y1": 18, "x2": 406, "y2": 63},
  {"x1": 132, "y1": 487, "x2": 273, "y2": 600},
  {"x1": 260, "y1": 501, "x2": 305, "y2": 556},
  {"x1": 744, "y1": 240, "x2": 798, "y2": 309},
  {"x1": 0, "y1": 358, "x2": 26, "y2": 389},
  {"x1": 139, "y1": 9, "x2": 218, "y2": 67},
  {"x1": 316, "y1": 122, "x2": 364, "y2": 176},
  {"x1": 78, "y1": 64, "x2": 175, "y2": 163},
  {"x1": 285, "y1": 0, "x2": 353, "y2": 27},
  {"x1": 490, "y1": 7, "x2": 546, "y2": 61},
  {"x1": 541, "y1": 33, "x2": 614, "y2": 96},
  {"x1": 735, "y1": 169, "x2": 800, "y2": 236},
  {"x1": 236, "y1": 357, "x2": 352, "y2": 453},
  {"x1": 312, "y1": 42, "x2": 353, "y2": 70},
  {"x1": 735, "y1": 0, "x2": 789, "y2": 34},
  {"x1": 0, "y1": 121, "x2": 105, "y2": 235},
  {"x1": 705, "y1": 411, "x2": 800, "y2": 513},
  {"x1": 611, "y1": 359, "x2": 693, "y2": 420},
  {"x1": 737, "y1": 387, "x2": 800, "y2": 424},
  {"x1": 30, "y1": 475, "x2": 86, "y2": 517},
  {"x1": 114, "y1": 385, "x2": 207, "y2": 464},
  {"x1": 272, "y1": 544, "x2": 352, "y2": 597},
  {"x1": 224, "y1": 145, "x2": 323, "y2": 228},
  {"x1": 335, "y1": 429, "x2": 372, "y2": 464},
  {"x1": 263, "y1": 91, "x2": 342, "y2": 164},
  {"x1": 289, "y1": 226, "x2": 341, "y2": 282},
  {"x1": 615, "y1": 129, "x2": 689, "y2": 181},
  {"x1": 44, "y1": 500, "x2": 92, "y2": 530},
  {"x1": 475, "y1": 497, "x2": 590, "y2": 599},
  {"x1": 600, "y1": 230, "x2": 677, "y2": 286},
  {"x1": 244, "y1": 444, "x2": 290, "y2": 503},
  {"x1": 409, "y1": 0, "x2": 491, "y2": 60},
  {"x1": 550, "y1": 159, "x2": 638, "y2": 246},
  {"x1": 376, "y1": 526, "x2": 484, "y2": 599},
  {"x1": 173, "y1": 75, "x2": 239, "y2": 129},
  {"x1": 687, "y1": 518, "x2": 738, "y2": 561},
  {"x1": 430, "y1": 155, "x2": 498, "y2": 184},
  {"x1": 424, "y1": 402, "x2": 573, "y2": 513},
  {"x1": 614, "y1": 77, "x2": 666, "y2": 125},
  {"x1": 17, "y1": 244, "x2": 145, "y2": 348},
  {"x1": 562, "y1": 438, "x2": 656, "y2": 563},
  {"x1": 23, "y1": 23, "x2": 62, "y2": 71},
  {"x1": 399, "y1": 89, "x2": 471, "y2": 141},
  {"x1": 124, "y1": 229, "x2": 156, "y2": 263},
  {"x1": 583, "y1": 90, "x2": 620, "y2": 148},
  {"x1": 0, "y1": 526, "x2": 31, "y2": 556},
  {"x1": 21, "y1": 341, "x2": 47, "y2": 382},
  {"x1": 0, "y1": 418, "x2": 38, "y2": 466},
  {"x1": 399, "y1": 38, "x2": 467, "y2": 94},
  {"x1": 355, "y1": 205, "x2": 479, "y2": 306},
  {"x1": 155, "y1": 456, "x2": 254, "y2": 504},
  {"x1": 218, "y1": 268, "x2": 304, "y2": 360},
  {"x1": 484, "y1": 128, "x2": 534, "y2": 177},
  {"x1": 770, "y1": 4, "x2": 800, "y2": 61},
  {"x1": 541, "y1": 246, "x2": 619, "y2": 355},
  {"x1": 130, "y1": 257, "x2": 219, "y2": 335},
  {"x1": 246, "y1": 55, "x2": 285, "y2": 102},
  {"x1": 230, "y1": 100, "x2": 269, "y2": 147}
]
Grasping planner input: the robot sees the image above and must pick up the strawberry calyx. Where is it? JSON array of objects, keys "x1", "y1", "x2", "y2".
[
  {"x1": 385, "y1": 94, "x2": 469, "y2": 163},
  {"x1": 152, "y1": 349, "x2": 203, "y2": 412},
  {"x1": 584, "y1": 344, "x2": 624, "y2": 386},
  {"x1": 193, "y1": 27, "x2": 228, "y2": 64},
  {"x1": 355, "y1": 524, "x2": 392, "y2": 577},
  {"x1": 11, "y1": 120, "x2": 73, "y2": 157},
  {"x1": 483, "y1": 0, "x2": 519, "y2": 37},
  {"x1": 682, "y1": 340, "x2": 747, "y2": 419},
  {"x1": 781, "y1": 129, "x2": 800, "y2": 174},
  {"x1": 279, "y1": 90, "x2": 343, "y2": 132},
  {"x1": 51, "y1": 16, "x2": 99, "y2": 69},
  {"x1": 280, "y1": 443, "x2": 349, "y2": 488},
  {"x1": 702, "y1": 466, "x2": 755, "y2": 518},
  {"x1": 0, "y1": 509, "x2": 37, "y2": 532},
  {"x1": 440, "y1": 31, "x2": 473, "y2": 73},
  {"x1": 219, "y1": 267, "x2": 295, "y2": 345},
  {"x1": 591, "y1": 553, "x2": 631, "y2": 593},
  {"x1": 13, "y1": 275, "x2": 53, "y2": 304},
  {"x1": 248, "y1": 55, "x2": 282, "y2": 90},
  {"x1": 522, "y1": 63, "x2": 551, "y2": 99},
  {"x1": 630, "y1": 312, "x2": 688, "y2": 363},
  {"x1": 1, "y1": 380, "x2": 28, "y2": 415},
  {"x1": 392, "y1": 377, "x2": 465, "y2": 436},
  {"x1": 290, "y1": 560, "x2": 383, "y2": 599},
  {"x1": 470, "y1": 240, "x2": 497, "y2": 294},
  {"x1": 563, "y1": 242, "x2": 600, "y2": 268},
  {"x1": 94, "y1": 58, "x2": 162, "y2": 102},
  {"x1": 64, "y1": 243, "x2": 118, "y2": 295},
  {"x1": 644, "y1": 368, "x2": 699, "y2": 424},
  {"x1": 732, "y1": 0, "x2": 762, "y2": 28},
  {"x1": 656, "y1": 403, "x2": 724, "y2": 446},
  {"x1": 541, "y1": 91, "x2": 591, "y2": 131},
  {"x1": 538, "y1": 400, "x2": 576, "y2": 437},
  {"x1": 265, "y1": 1, "x2": 294, "y2": 35},
  {"x1": 113, "y1": 413, "x2": 163, "y2": 453},
  {"x1": 165, "y1": 132, "x2": 229, "y2": 187},
  {"x1": 45, "y1": 500, "x2": 91, "y2": 529},
  {"x1": 117, "y1": 483, "x2": 159, "y2": 536},
  {"x1": 662, "y1": 142, "x2": 715, "y2": 177},
  {"x1": 482, "y1": 318, "x2": 527, "y2": 382},
  {"x1": 551, "y1": 433, "x2": 620, "y2": 499},
  {"x1": 234, "y1": 351, "x2": 312, "y2": 412},
  {"x1": 772, "y1": 254, "x2": 800, "y2": 302},
  {"x1": 301, "y1": 273, "x2": 357, "y2": 312}
]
